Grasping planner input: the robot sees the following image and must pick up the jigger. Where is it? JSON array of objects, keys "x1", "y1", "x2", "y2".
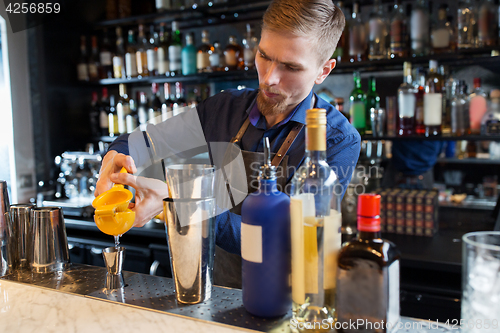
[{"x1": 102, "y1": 246, "x2": 125, "y2": 290}]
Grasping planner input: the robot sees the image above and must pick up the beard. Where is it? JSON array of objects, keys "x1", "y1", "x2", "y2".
[{"x1": 256, "y1": 85, "x2": 289, "y2": 117}]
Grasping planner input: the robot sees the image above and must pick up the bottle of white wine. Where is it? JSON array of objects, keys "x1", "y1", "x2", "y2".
[{"x1": 290, "y1": 108, "x2": 342, "y2": 327}]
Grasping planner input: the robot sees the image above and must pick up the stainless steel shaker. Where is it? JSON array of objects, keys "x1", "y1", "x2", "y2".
[
  {"x1": 31, "y1": 207, "x2": 70, "y2": 273},
  {"x1": 164, "y1": 197, "x2": 215, "y2": 304},
  {"x1": 9, "y1": 204, "x2": 34, "y2": 269},
  {"x1": 0, "y1": 181, "x2": 11, "y2": 276}
]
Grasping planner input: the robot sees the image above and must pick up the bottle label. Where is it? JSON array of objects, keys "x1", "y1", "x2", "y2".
[
  {"x1": 209, "y1": 53, "x2": 220, "y2": 67},
  {"x1": 197, "y1": 52, "x2": 210, "y2": 70},
  {"x1": 390, "y1": 19, "x2": 404, "y2": 51},
  {"x1": 88, "y1": 63, "x2": 98, "y2": 79},
  {"x1": 387, "y1": 261, "x2": 400, "y2": 329},
  {"x1": 147, "y1": 49, "x2": 157, "y2": 71},
  {"x1": 243, "y1": 48, "x2": 255, "y2": 67},
  {"x1": 136, "y1": 51, "x2": 146, "y2": 74},
  {"x1": 350, "y1": 101, "x2": 366, "y2": 129},
  {"x1": 126, "y1": 114, "x2": 137, "y2": 133},
  {"x1": 225, "y1": 49, "x2": 237, "y2": 66},
  {"x1": 113, "y1": 56, "x2": 123, "y2": 78},
  {"x1": 398, "y1": 93, "x2": 416, "y2": 118},
  {"x1": 241, "y1": 222, "x2": 262, "y2": 263},
  {"x1": 77, "y1": 63, "x2": 88, "y2": 81},
  {"x1": 469, "y1": 95, "x2": 487, "y2": 131},
  {"x1": 116, "y1": 103, "x2": 130, "y2": 134},
  {"x1": 125, "y1": 52, "x2": 137, "y2": 77},
  {"x1": 169, "y1": 45, "x2": 182, "y2": 71},
  {"x1": 100, "y1": 51, "x2": 112, "y2": 66},
  {"x1": 411, "y1": 9, "x2": 429, "y2": 41},
  {"x1": 138, "y1": 106, "x2": 148, "y2": 125},
  {"x1": 99, "y1": 110, "x2": 108, "y2": 129},
  {"x1": 369, "y1": 18, "x2": 384, "y2": 42},
  {"x1": 486, "y1": 120, "x2": 500, "y2": 135},
  {"x1": 323, "y1": 210, "x2": 341, "y2": 290},
  {"x1": 349, "y1": 24, "x2": 365, "y2": 56},
  {"x1": 157, "y1": 47, "x2": 168, "y2": 74},
  {"x1": 108, "y1": 113, "x2": 118, "y2": 135},
  {"x1": 431, "y1": 29, "x2": 451, "y2": 49},
  {"x1": 423, "y1": 93, "x2": 442, "y2": 126}
]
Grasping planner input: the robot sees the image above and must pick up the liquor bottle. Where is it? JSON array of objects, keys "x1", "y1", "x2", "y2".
[
  {"x1": 337, "y1": 194, "x2": 400, "y2": 332},
  {"x1": 290, "y1": 108, "x2": 342, "y2": 325},
  {"x1": 89, "y1": 92, "x2": 100, "y2": 137},
  {"x1": 431, "y1": 4, "x2": 453, "y2": 53},
  {"x1": 149, "y1": 83, "x2": 162, "y2": 124},
  {"x1": 126, "y1": 93, "x2": 138, "y2": 133},
  {"x1": 125, "y1": 29, "x2": 138, "y2": 79},
  {"x1": 397, "y1": 62, "x2": 417, "y2": 136},
  {"x1": 241, "y1": 137, "x2": 291, "y2": 318},
  {"x1": 181, "y1": 33, "x2": 197, "y2": 76},
  {"x1": 157, "y1": 23, "x2": 170, "y2": 76},
  {"x1": 147, "y1": 25, "x2": 159, "y2": 76},
  {"x1": 88, "y1": 36, "x2": 100, "y2": 81},
  {"x1": 442, "y1": 66, "x2": 455, "y2": 135},
  {"x1": 162, "y1": 83, "x2": 174, "y2": 121},
  {"x1": 469, "y1": 77, "x2": 488, "y2": 134},
  {"x1": 137, "y1": 91, "x2": 149, "y2": 131},
  {"x1": 332, "y1": 1, "x2": 349, "y2": 62},
  {"x1": 99, "y1": 88, "x2": 110, "y2": 136},
  {"x1": 478, "y1": 0, "x2": 498, "y2": 47},
  {"x1": 100, "y1": 29, "x2": 114, "y2": 79},
  {"x1": 108, "y1": 95, "x2": 119, "y2": 137},
  {"x1": 451, "y1": 80, "x2": 469, "y2": 136},
  {"x1": 77, "y1": 36, "x2": 89, "y2": 81},
  {"x1": 173, "y1": 81, "x2": 187, "y2": 113},
  {"x1": 349, "y1": 71, "x2": 366, "y2": 135},
  {"x1": 349, "y1": 2, "x2": 367, "y2": 62},
  {"x1": 243, "y1": 24, "x2": 258, "y2": 70},
  {"x1": 209, "y1": 41, "x2": 224, "y2": 71},
  {"x1": 169, "y1": 21, "x2": 182, "y2": 75},
  {"x1": 368, "y1": 0, "x2": 388, "y2": 60},
  {"x1": 197, "y1": 30, "x2": 213, "y2": 73},
  {"x1": 390, "y1": 0, "x2": 407, "y2": 58},
  {"x1": 481, "y1": 89, "x2": 500, "y2": 135},
  {"x1": 414, "y1": 67, "x2": 426, "y2": 135},
  {"x1": 410, "y1": 0, "x2": 430, "y2": 56},
  {"x1": 136, "y1": 24, "x2": 149, "y2": 77},
  {"x1": 113, "y1": 27, "x2": 126, "y2": 79},
  {"x1": 116, "y1": 84, "x2": 130, "y2": 135},
  {"x1": 424, "y1": 60, "x2": 444, "y2": 136},
  {"x1": 365, "y1": 77, "x2": 381, "y2": 135},
  {"x1": 224, "y1": 36, "x2": 244, "y2": 71},
  {"x1": 457, "y1": 0, "x2": 477, "y2": 49}
]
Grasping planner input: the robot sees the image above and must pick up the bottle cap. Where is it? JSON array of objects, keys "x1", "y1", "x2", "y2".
[
  {"x1": 306, "y1": 108, "x2": 327, "y2": 127},
  {"x1": 474, "y1": 78, "x2": 481, "y2": 87},
  {"x1": 357, "y1": 193, "x2": 381, "y2": 232}
]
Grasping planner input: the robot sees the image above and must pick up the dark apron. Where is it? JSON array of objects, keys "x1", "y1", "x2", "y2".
[{"x1": 213, "y1": 95, "x2": 316, "y2": 289}]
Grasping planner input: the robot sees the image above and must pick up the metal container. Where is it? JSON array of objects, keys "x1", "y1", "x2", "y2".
[
  {"x1": 0, "y1": 181, "x2": 11, "y2": 276},
  {"x1": 102, "y1": 246, "x2": 126, "y2": 290},
  {"x1": 9, "y1": 204, "x2": 34, "y2": 269},
  {"x1": 31, "y1": 207, "x2": 70, "y2": 273},
  {"x1": 163, "y1": 197, "x2": 215, "y2": 304}
]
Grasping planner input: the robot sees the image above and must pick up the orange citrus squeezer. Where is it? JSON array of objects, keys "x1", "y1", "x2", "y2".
[{"x1": 92, "y1": 167, "x2": 135, "y2": 236}]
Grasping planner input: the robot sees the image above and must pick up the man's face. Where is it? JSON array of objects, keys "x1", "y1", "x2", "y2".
[{"x1": 255, "y1": 29, "x2": 326, "y2": 118}]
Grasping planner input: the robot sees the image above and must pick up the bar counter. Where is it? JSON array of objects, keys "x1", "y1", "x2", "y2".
[{"x1": 0, "y1": 264, "x2": 457, "y2": 333}]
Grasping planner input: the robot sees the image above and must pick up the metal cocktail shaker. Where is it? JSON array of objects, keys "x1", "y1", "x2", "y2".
[
  {"x1": 9, "y1": 204, "x2": 35, "y2": 269},
  {"x1": 0, "y1": 181, "x2": 11, "y2": 276}
]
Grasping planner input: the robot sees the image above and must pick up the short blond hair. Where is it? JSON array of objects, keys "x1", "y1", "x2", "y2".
[{"x1": 262, "y1": 0, "x2": 345, "y2": 65}]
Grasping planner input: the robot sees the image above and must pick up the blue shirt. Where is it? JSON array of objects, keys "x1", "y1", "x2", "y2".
[
  {"x1": 109, "y1": 88, "x2": 361, "y2": 255},
  {"x1": 391, "y1": 140, "x2": 444, "y2": 175}
]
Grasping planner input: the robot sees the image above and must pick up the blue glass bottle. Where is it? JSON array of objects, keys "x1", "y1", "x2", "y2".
[
  {"x1": 241, "y1": 138, "x2": 291, "y2": 317},
  {"x1": 181, "y1": 33, "x2": 197, "y2": 75}
]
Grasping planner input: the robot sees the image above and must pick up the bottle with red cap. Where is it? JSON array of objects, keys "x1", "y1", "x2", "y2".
[{"x1": 336, "y1": 193, "x2": 401, "y2": 332}]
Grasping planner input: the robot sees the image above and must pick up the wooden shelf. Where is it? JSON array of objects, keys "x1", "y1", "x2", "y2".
[{"x1": 361, "y1": 135, "x2": 500, "y2": 141}]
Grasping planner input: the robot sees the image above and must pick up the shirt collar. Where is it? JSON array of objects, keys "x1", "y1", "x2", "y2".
[{"x1": 247, "y1": 90, "x2": 314, "y2": 129}]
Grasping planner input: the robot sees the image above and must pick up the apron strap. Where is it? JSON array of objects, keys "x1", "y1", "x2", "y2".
[
  {"x1": 230, "y1": 118, "x2": 251, "y2": 144},
  {"x1": 271, "y1": 93, "x2": 316, "y2": 167}
]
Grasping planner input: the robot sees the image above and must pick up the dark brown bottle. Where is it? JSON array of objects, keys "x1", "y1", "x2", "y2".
[{"x1": 336, "y1": 194, "x2": 401, "y2": 333}]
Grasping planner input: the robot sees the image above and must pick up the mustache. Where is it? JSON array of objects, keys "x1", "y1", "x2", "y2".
[{"x1": 259, "y1": 85, "x2": 284, "y2": 96}]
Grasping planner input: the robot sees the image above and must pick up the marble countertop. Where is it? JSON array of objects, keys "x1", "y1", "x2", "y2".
[{"x1": 0, "y1": 279, "x2": 252, "y2": 333}]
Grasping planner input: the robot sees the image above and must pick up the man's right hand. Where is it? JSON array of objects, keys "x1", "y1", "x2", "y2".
[{"x1": 94, "y1": 150, "x2": 137, "y2": 197}]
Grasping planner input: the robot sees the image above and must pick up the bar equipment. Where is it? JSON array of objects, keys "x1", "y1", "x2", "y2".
[
  {"x1": 0, "y1": 181, "x2": 11, "y2": 276},
  {"x1": 31, "y1": 207, "x2": 70, "y2": 273},
  {"x1": 164, "y1": 163, "x2": 216, "y2": 304},
  {"x1": 102, "y1": 246, "x2": 126, "y2": 290},
  {"x1": 9, "y1": 204, "x2": 34, "y2": 269},
  {"x1": 461, "y1": 231, "x2": 500, "y2": 332}
]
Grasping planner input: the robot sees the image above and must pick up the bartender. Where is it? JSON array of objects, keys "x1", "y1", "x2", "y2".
[{"x1": 95, "y1": 0, "x2": 361, "y2": 288}]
